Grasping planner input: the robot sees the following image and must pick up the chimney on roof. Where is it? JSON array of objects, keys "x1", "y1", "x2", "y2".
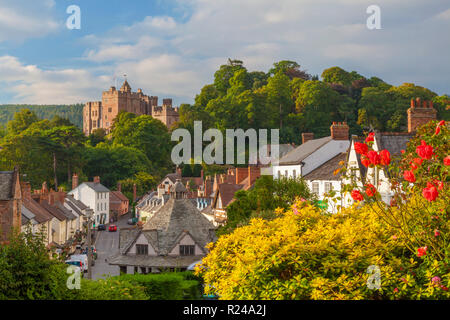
[
  {"x1": 93, "y1": 176, "x2": 100, "y2": 184},
  {"x1": 248, "y1": 166, "x2": 261, "y2": 185},
  {"x1": 330, "y1": 122, "x2": 349, "y2": 140},
  {"x1": 176, "y1": 166, "x2": 182, "y2": 176},
  {"x1": 21, "y1": 182, "x2": 31, "y2": 201},
  {"x1": 117, "y1": 182, "x2": 122, "y2": 192},
  {"x1": 407, "y1": 97, "x2": 437, "y2": 133},
  {"x1": 235, "y1": 167, "x2": 248, "y2": 185},
  {"x1": 302, "y1": 133, "x2": 314, "y2": 144},
  {"x1": 72, "y1": 173, "x2": 78, "y2": 190}
]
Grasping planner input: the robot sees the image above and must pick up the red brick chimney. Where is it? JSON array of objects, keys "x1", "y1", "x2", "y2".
[
  {"x1": 302, "y1": 133, "x2": 314, "y2": 144},
  {"x1": 330, "y1": 122, "x2": 349, "y2": 140},
  {"x1": 117, "y1": 182, "x2": 122, "y2": 192},
  {"x1": 93, "y1": 176, "x2": 100, "y2": 184},
  {"x1": 133, "y1": 183, "x2": 137, "y2": 202},
  {"x1": 407, "y1": 98, "x2": 437, "y2": 133},
  {"x1": 176, "y1": 166, "x2": 182, "y2": 176},
  {"x1": 248, "y1": 166, "x2": 261, "y2": 185},
  {"x1": 72, "y1": 173, "x2": 78, "y2": 190},
  {"x1": 21, "y1": 182, "x2": 31, "y2": 201},
  {"x1": 235, "y1": 167, "x2": 248, "y2": 184}
]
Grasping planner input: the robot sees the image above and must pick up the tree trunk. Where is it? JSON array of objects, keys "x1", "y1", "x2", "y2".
[{"x1": 53, "y1": 152, "x2": 58, "y2": 190}]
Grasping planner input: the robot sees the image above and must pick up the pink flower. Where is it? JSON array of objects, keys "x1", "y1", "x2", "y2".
[
  {"x1": 432, "y1": 276, "x2": 441, "y2": 284},
  {"x1": 393, "y1": 288, "x2": 399, "y2": 293}
]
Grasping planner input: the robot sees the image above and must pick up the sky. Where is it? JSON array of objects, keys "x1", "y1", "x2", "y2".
[{"x1": 0, "y1": 0, "x2": 449, "y2": 105}]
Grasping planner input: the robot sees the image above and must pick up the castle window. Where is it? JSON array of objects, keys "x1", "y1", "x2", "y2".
[
  {"x1": 180, "y1": 245, "x2": 195, "y2": 256},
  {"x1": 108, "y1": 108, "x2": 112, "y2": 112}
]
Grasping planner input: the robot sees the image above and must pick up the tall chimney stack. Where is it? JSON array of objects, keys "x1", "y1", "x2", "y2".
[
  {"x1": 407, "y1": 98, "x2": 437, "y2": 133},
  {"x1": 330, "y1": 122, "x2": 349, "y2": 140},
  {"x1": 72, "y1": 173, "x2": 78, "y2": 190},
  {"x1": 93, "y1": 176, "x2": 100, "y2": 184},
  {"x1": 117, "y1": 182, "x2": 122, "y2": 192}
]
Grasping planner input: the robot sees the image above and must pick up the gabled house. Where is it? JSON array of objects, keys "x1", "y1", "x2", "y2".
[
  {"x1": 68, "y1": 175, "x2": 110, "y2": 225},
  {"x1": 272, "y1": 122, "x2": 350, "y2": 179},
  {"x1": 108, "y1": 180, "x2": 216, "y2": 274},
  {"x1": 0, "y1": 168, "x2": 22, "y2": 243},
  {"x1": 303, "y1": 152, "x2": 347, "y2": 213}
]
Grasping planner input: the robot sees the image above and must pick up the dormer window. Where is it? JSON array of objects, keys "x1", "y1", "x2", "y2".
[
  {"x1": 180, "y1": 245, "x2": 195, "y2": 256},
  {"x1": 136, "y1": 244, "x2": 148, "y2": 255}
]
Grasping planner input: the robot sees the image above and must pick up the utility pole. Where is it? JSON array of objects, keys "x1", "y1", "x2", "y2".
[{"x1": 86, "y1": 209, "x2": 93, "y2": 279}]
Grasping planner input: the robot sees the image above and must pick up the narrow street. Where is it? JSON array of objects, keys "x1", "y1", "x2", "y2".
[{"x1": 91, "y1": 213, "x2": 131, "y2": 280}]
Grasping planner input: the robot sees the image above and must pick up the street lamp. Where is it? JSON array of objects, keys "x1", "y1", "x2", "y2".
[{"x1": 85, "y1": 208, "x2": 94, "y2": 280}]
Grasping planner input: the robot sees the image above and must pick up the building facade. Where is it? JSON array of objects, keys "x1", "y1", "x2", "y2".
[{"x1": 83, "y1": 80, "x2": 179, "y2": 135}]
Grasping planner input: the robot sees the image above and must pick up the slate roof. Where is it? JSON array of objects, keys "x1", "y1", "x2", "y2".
[
  {"x1": 65, "y1": 195, "x2": 88, "y2": 211},
  {"x1": 40, "y1": 200, "x2": 68, "y2": 221},
  {"x1": 120, "y1": 198, "x2": 216, "y2": 257},
  {"x1": 0, "y1": 171, "x2": 14, "y2": 200},
  {"x1": 83, "y1": 182, "x2": 110, "y2": 193},
  {"x1": 108, "y1": 253, "x2": 204, "y2": 268},
  {"x1": 303, "y1": 153, "x2": 347, "y2": 181},
  {"x1": 376, "y1": 132, "x2": 413, "y2": 156},
  {"x1": 277, "y1": 136, "x2": 333, "y2": 165},
  {"x1": 55, "y1": 202, "x2": 77, "y2": 220},
  {"x1": 22, "y1": 198, "x2": 53, "y2": 224}
]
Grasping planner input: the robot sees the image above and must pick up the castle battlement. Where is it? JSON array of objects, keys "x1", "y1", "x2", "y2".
[{"x1": 83, "y1": 80, "x2": 179, "y2": 135}]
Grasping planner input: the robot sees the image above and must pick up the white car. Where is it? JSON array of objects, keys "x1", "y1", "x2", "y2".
[{"x1": 69, "y1": 254, "x2": 89, "y2": 273}]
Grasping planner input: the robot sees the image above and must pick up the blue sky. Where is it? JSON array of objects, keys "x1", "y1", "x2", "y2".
[{"x1": 0, "y1": 0, "x2": 449, "y2": 105}]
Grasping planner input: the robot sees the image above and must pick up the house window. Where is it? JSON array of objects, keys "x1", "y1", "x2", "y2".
[
  {"x1": 136, "y1": 244, "x2": 148, "y2": 255},
  {"x1": 312, "y1": 182, "x2": 319, "y2": 194},
  {"x1": 179, "y1": 245, "x2": 195, "y2": 256},
  {"x1": 325, "y1": 182, "x2": 333, "y2": 193}
]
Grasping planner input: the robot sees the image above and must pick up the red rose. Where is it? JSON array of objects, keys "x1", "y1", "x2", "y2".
[
  {"x1": 361, "y1": 155, "x2": 370, "y2": 167},
  {"x1": 354, "y1": 142, "x2": 368, "y2": 155},
  {"x1": 434, "y1": 229, "x2": 441, "y2": 237},
  {"x1": 410, "y1": 162, "x2": 418, "y2": 171},
  {"x1": 417, "y1": 246, "x2": 427, "y2": 257},
  {"x1": 380, "y1": 149, "x2": 390, "y2": 166},
  {"x1": 367, "y1": 150, "x2": 381, "y2": 166},
  {"x1": 422, "y1": 183, "x2": 438, "y2": 202},
  {"x1": 403, "y1": 170, "x2": 416, "y2": 183},
  {"x1": 444, "y1": 156, "x2": 450, "y2": 166},
  {"x1": 365, "y1": 184, "x2": 377, "y2": 197},
  {"x1": 432, "y1": 180, "x2": 444, "y2": 190},
  {"x1": 365, "y1": 132, "x2": 375, "y2": 143},
  {"x1": 416, "y1": 140, "x2": 433, "y2": 160},
  {"x1": 400, "y1": 150, "x2": 405, "y2": 154},
  {"x1": 438, "y1": 120, "x2": 445, "y2": 126},
  {"x1": 435, "y1": 126, "x2": 441, "y2": 135},
  {"x1": 351, "y1": 189, "x2": 364, "y2": 201}
]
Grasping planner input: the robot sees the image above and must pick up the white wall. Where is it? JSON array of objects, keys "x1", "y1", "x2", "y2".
[
  {"x1": 168, "y1": 233, "x2": 203, "y2": 256},
  {"x1": 69, "y1": 183, "x2": 109, "y2": 224},
  {"x1": 128, "y1": 233, "x2": 157, "y2": 255},
  {"x1": 272, "y1": 164, "x2": 302, "y2": 179},
  {"x1": 306, "y1": 179, "x2": 342, "y2": 213}
]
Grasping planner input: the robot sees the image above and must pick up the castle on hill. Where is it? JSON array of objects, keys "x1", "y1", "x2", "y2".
[{"x1": 83, "y1": 79, "x2": 179, "y2": 135}]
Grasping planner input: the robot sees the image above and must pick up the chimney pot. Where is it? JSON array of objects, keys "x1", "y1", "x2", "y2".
[
  {"x1": 93, "y1": 176, "x2": 100, "y2": 183},
  {"x1": 72, "y1": 173, "x2": 78, "y2": 190},
  {"x1": 301, "y1": 133, "x2": 314, "y2": 144}
]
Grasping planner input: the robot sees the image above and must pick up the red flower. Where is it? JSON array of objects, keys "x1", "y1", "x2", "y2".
[
  {"x1": 380, "y1": 149, "x2": 391, "y2": 166},
  {"x1": 441, "y1": 286, "x2": 449, "y2": 291},
  {"x1": 444, "y1": 156, "x2": 450, "y2": 166},
  {"x1": 351, "y1": 189, "x2": 364, "y2": 201},
  {"x1": 413, "y1": 158, "x2": 423, "y2": 166},
  {"x1": 434, "y1": 229, "x2": 441, "y2": 237},
  {"x1": 416, "y1": 140, "x2": 433, "y2": 160},
  {"x1": 361, "y1": 155, "x2": 370, "y2": 167},
  {"x1": 417, "y1": 246, "x2": 428, "y2": 257},
  {"x1": 354, "y1": 142, "x2": 368, "y2": 155},
  {"x1": 367, "y1": 150, "x2": 381, "y2": 166},
  {"x1": 365, "y1": 184, "x2": 377, "y2": 197},
  {"x1": 393, "y1": 288, "x2": 399, "y2": 293},
  {"x1": 422, "y1": 183, "x2": 438, "y2": 202},
  {"x1": 435, "y1": 126, "x2": 441, "y2": 135},
  {"x1": 400, "y1": 150, "x2": 405, "y2": 154},
  {"x1": 438, "y1": 120, "x2": 445, "y2": 126},
  {"x1": 403, "y1": 170, "x2": 416, "y2": 183},
  {"x1": 432, "y1": 180, "x2": 444, "y2": 190},
  {"x1": 365, "y1": 132, "x2": 375, "y2": 143},
  {"x1": 410, "y1": 162, "x2": 418, "y2": 171}
]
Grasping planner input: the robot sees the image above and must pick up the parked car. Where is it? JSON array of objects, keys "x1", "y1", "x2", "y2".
[
  {"x1": 97, "y1": 224, "x2": 106, "y2": 231},
  {"x1": 82, "y1": 246, "x2": 97, "y2": 260},
  {"x1": 127, "y1": 218, "x2": 137, "y2": 225},
  {"x1": 69, "y1": 254, "x2": 89, "y2": 273},
  {"x1": 109, "y1": 224, "x2": 117, "y2": 232}
]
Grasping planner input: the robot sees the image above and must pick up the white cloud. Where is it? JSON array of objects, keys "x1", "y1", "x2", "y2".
[{"x1": 0, "y1": 1, "x2": 59, "y2": 43}]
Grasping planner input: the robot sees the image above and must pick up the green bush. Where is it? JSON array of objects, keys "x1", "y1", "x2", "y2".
[
  {"x1": 113, "y1": 272, "x2": 202, "y2": 300},
  {"x1": 70, "y1": 278, "x2": 148, "y2": 300}
]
